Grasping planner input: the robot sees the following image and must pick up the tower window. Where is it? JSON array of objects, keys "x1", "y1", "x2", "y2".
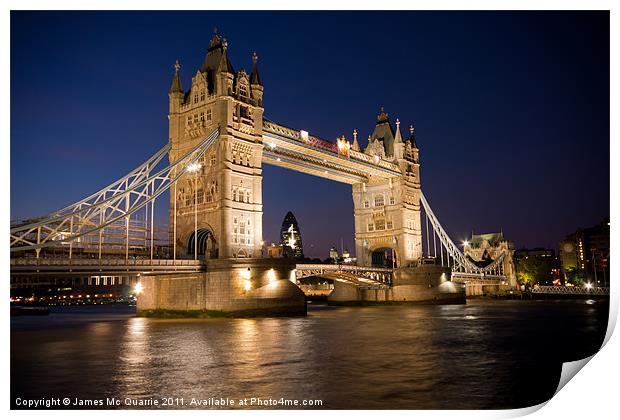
[
  {"x1": 367, "y1": 222, "x2": 374, "y2": 232},
  {"x1": 363, "y1": 200, "x2": 369, "y2": 208},
  {"x1": 200, "y1": 112, "x2": 205, "y2": 122},
  {"x1": 389, "y1": 196, "x2": 395, "y2": 205},
  {"x1": 207, "y1": 109, "x2": 212, "y2": 121},
  {"x1": 374, "y1": 194, "x2": 385, "y2": 207},
  {"x1": 210, "y1": 154, "x2": 216, "y2": 166},
  {"x1": 200, "y1": 89, "x2": 205, "y2": 101}
]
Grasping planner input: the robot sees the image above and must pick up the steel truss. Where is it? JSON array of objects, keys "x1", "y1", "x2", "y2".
[
  {"x1": 10, "y1": 127, "x2": 220, "y2": 255},
  {"x1": 420, "y1": 191, "x2": 506, "y2": 275}
]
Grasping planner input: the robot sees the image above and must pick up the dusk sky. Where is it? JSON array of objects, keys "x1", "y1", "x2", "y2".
[{"x1": 10, "y1": 11, "x2": 609, "y2": 258}]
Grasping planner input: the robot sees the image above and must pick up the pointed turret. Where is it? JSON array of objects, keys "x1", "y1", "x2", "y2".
[
  {"x1": 394, "y1": 118, "x2": 403, "y2": 143},
  {"x1": 169, "y1": 60, "x2": 183, "y2": 94},
  {"x1": 368, "y1": 106, "x2": 396, "y2": 157},
  {"x1": 250, "y1": 52, "x2": 262, "y2": 86},
  {"x1": 217, "y1": 38, "x2": 234, "y2": 74},
  {"x1": 393, "y1": 118, "x2": 404, "y2": 160},
  {"x1": 408, "y1": 125, "x2": 418, "y2": 149},
  {"x1": 250, "y1": 52, "x2": 264, "y2": 106},
  {"x1": 351, "y1": 129, "x2": 360, "y2": 151}
]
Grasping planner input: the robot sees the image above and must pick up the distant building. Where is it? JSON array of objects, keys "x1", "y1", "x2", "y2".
[
  {"x1": 513, "y1": 248, "x2": 560, "y2": 286},
  {"x1": 514, "y1": 248, "x2": 555, "y2": 259},
  {"x1": 342, "y1": 248, "x2": 356, "y2": 264},
  {"x1": 560, "y1": 219, "x2": 609, "y2": 286},
  {"x1": 280, "y1": 211, "x2": 304, "y2": 259},
  {"x1": 463, "y1": 232, "x2": 517, "y2": 286},
  {"x1": 267, "y1": 243, "x2": 283, "y2": 258},
  {"x1": 329, "y1": 246, "x2": 339, "y2": 263}
]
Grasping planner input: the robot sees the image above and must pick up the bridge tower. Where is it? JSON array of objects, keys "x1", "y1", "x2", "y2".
[
  {"x1": 168, "y1": 32, "x2": 264, "y2": 259},
  {"x1": 352, "y1": 110, "x2": 423, "y2": 267}
]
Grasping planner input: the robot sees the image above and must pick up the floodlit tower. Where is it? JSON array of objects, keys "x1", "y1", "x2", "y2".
[
  {"x1": 168, "y1": 30, "x2": 265, "y2": 259},
  {"x1": 352, "y1": 108, "x2": 422, "y2": 267}
]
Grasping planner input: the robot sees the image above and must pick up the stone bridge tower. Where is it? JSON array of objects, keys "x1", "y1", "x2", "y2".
[
  {"x1": 352, "y1": 109, "x2": 423, "y2": 267},
  {"x1": 168, "y1": 32, "x2": 264, "y2": 259}
]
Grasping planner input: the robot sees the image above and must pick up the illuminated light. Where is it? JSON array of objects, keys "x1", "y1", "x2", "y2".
[
  {"x1": 289, "y1": 269, "x2": 297, "y2": 284},
  {"x1": 267, "y1": 268, "x2": 277, "y2": 284},
  {"x1": 585, "y1": 282, "x2": 593, "y2": 290},
  {"x1": 462, "y1": 240, "x2": 469, "y2": 247},
  {"x1": 336, "y1": 135, "x2": 351, "y2": 157},
  {"x1": 187, "y1": 162, "x2": 202, "y2": 173},
  {"x1": 300, "y1": 130, "x2": 309, "y2": 141},
  {"x1": 241, "y1": 268, "x2": 251, "y2": 280},
  {"x1": 244, "y1": 280, "x2": 252, "y2": 292},
  {"x1": 373, "y1": 155, "x2": 380, "y2": 164},
  {"x1": 133, "y1": 282, "x2": 144, "y2": 295},
  {"x1": 276, "y1": 157, "x2": 281, "y2": 162},
  {"x1": 286, "y1": 224, "x2": 297, "y2": 249},
  {"x1": 269, "y1": 143, "x2": 277, "y2": 149},
  {"x1": 86, "y1": 294, "x2": 90, "y2": 298}
]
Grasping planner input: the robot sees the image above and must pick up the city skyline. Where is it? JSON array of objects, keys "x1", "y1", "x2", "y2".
[{"x1": 10, "y1": 11, "x2": 609, "y2": 258}]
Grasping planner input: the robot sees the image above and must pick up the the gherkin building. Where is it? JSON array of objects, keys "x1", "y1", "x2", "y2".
[{"x1": 280, "y1": 211, "x2": 304, "y2": 259}]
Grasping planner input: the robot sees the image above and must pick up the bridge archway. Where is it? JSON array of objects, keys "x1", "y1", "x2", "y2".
[
  {"x1": 371, "y1": 247, "x2": 397, "y2": 268},
  {"x1": 187, "y1": 228, "x2": 217, "y2": 259}
]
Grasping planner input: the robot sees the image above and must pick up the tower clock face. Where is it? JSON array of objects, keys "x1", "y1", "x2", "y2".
[{"x1": 563, "y1": 243, "x2": 574, "y2": 253}]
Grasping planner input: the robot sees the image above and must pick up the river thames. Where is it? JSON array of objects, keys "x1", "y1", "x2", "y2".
[{"x1": 11, "y1": 299, "x2": 608, "y2": 409}]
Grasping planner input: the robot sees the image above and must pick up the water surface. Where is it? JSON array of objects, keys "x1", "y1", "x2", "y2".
[{"x1": 11, "y1": 300, "x2": 608, "y2": 409}]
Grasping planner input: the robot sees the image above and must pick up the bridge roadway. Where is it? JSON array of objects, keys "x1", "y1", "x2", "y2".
[
  {"x1": 10, "y1": 257, "x2": 205, "y2": 276},
  {"x1": 10, "y1": 258, "x2": 393, "y2": 280},
  {"x1": 262, "y1": 120, "x2": 402, "y2": 184}
]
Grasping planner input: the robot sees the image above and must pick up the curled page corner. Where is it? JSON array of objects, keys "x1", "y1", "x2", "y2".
[{"x1": 555, "y1": 355, "x2": 595, "y2": 396}]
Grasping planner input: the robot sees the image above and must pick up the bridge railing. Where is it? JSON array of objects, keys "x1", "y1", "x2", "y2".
[
  {"x1": 532, "y1": 285, "x2": 610, "y2": 295},
  {"x1": 295, "y1": 264, "x2": 393, "y2": 273},
  {"x1": 11, "y1": 257, "x2": 203, "y2": 268}
]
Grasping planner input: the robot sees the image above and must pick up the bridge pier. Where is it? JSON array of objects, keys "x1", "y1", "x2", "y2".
[
  {"x1": 327, "y1": 265, "x2": 465, "y2": 305},
  {"x1": 136, "y1": 259, "x2": 306, "y2": 317}
]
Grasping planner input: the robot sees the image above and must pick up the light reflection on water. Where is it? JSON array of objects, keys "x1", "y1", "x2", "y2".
[{"x1": 11, "y1": 300, "x2": 608, "y2": 409}]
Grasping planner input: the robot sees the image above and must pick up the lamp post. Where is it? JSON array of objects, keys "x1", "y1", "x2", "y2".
[{"x1": 187, "y1": 162, "x2": 202, "y2": 260}]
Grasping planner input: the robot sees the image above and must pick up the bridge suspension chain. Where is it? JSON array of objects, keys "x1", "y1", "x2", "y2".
[
  {"x1": 10, "y1": 127, "x2": 221, "y2": 254},
  {"x1": 420, "y1": 191, "x2": 506, "y2": 274}
]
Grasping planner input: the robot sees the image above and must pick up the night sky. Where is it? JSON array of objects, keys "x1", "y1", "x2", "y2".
[{"x1": 10, "y1": 11, "x2": 609, "y2": 258}]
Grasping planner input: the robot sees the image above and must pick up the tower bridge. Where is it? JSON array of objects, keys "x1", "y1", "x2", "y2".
[{"x1": 10, "y1": 31, "x2": 516, "y2": 312}]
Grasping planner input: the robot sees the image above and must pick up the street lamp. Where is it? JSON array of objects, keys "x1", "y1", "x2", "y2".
[
  {"x1": 187, "y1": 161, "x2": 202, "y2": 260},
  {"x1": 462, "y1": 240, "x2": 469, "y2": 248}
]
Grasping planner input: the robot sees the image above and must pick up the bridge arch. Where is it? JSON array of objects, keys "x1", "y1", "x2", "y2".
[
  {"x1": 370, "y1": 246, "x2": 398, "y2": 268},
  {"x1": 187, "y1": 228, "x2": 217, "y2": 259}
]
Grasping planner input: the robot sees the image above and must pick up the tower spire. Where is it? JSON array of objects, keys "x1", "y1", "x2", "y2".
[
  {"x1": 408, "y1": 125, "x2": 418, "y2": 149},
  {"x1": 250, "y1": 51, "x2": 262, "y2": 86},
  {"x1": 169, "y1": 60, "x2": 183, "y2": 94},
  {"x1": 395, "y1": 118, "x2": 403, "y2": 143},
  {"x1": 351, "y1": 129, "x2": 360, "y2": 151}
]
